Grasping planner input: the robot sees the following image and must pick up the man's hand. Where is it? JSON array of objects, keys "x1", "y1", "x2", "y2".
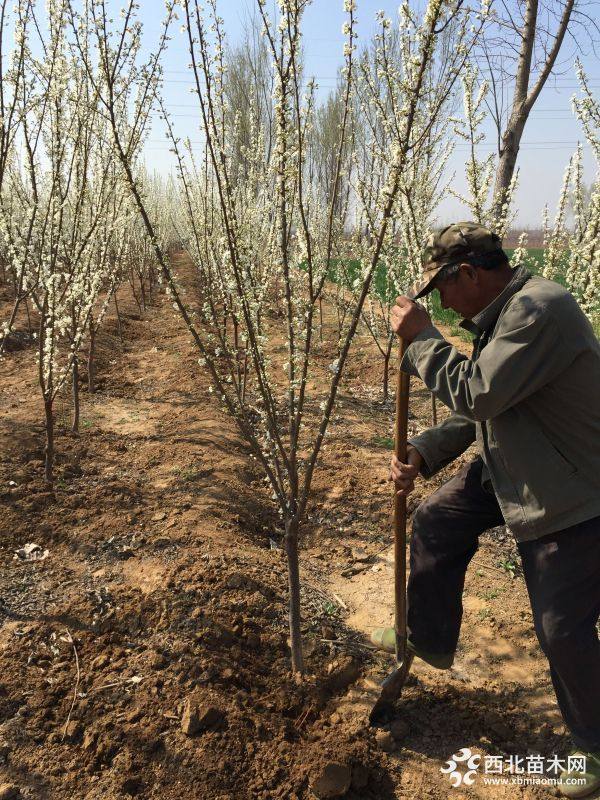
[
  {"x1": 391, "y1": 296, "x2": 432, "y2": 342},
  {"x1": 389, "y1": 445, "x2": 423, "y2": 497}
]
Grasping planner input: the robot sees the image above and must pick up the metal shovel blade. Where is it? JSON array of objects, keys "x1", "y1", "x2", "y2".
[{"x1": 369, "y1": 650, "x2": 414, "y2": 724}]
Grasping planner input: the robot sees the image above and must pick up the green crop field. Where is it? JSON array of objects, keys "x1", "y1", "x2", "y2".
[
  {"x1": 431, "y1": 248, "x2": 600, "y2": 337},
  {"x1": 327, "y1": 247, "x2": 597, "y2": 339}
]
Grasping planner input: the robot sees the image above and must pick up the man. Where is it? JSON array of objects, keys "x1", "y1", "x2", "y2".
[{"x1": 371, "y1": 222, "x2": 600, "y2": 798}]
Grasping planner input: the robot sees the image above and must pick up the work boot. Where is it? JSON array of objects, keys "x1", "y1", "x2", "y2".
[
  {"x1": 557, "y1": 750, "x2": 600, "y2": 798},
  {"x1": 370, "y1": 627, "x2": 454, "y2": 670}
]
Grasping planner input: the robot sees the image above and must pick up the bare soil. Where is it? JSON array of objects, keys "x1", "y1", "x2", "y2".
[{"x1": 0, "y1": 256, "x2": 577, "y2": 799}]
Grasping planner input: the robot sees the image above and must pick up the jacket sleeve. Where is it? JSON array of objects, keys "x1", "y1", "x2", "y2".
[
  {"x1": 409, "y1": 413, "x2": 476, "y2": 478},
  {"x1": 401, "y1": 297, "x2": 575, "y2": 422}
]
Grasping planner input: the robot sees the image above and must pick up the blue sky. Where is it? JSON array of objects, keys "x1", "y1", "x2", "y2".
[{"x1": 144, "y1": 0, "x2": 600, "y2": 228}]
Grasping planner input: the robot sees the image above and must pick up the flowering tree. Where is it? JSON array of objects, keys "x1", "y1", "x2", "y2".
[
  {"x1": 73, "y1": 0, "x2": 485, "y2": 672},
  {"x1": 478, "y1": 0, "x2": 578, "y2": 216},
  {"x1": 123, "y1": 170, "x2": 175, "y2": 317},
  {"x1": 0, "y1": 0, "x2": 34, "y2": 355},
  {"x1": 542, "y1": 61, "x2": 599, "y2": 327},
  {"x1": 0, "y1": 0, "x2": 138, "y2": 480},
  {"x1": 353, "y1": 17, "x2": 455, "y2": 401},
  {"x1": 451, "y1": 62, "x2": 518, "y2": 237}
]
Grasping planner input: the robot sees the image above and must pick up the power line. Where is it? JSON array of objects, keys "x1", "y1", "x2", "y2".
[
  {"x1": 153, "y1": 103, "x2": 586, "y2": 114},
  {"x1": 143, "y1": 142, "x2": 593, "y2": 150},
  {"x1": 146, "y1": 107, "x2": 589, "y2": 120},
  {"x1": 161, "y1": 68, "x2": 600, "y2": 80},
  {"x1": 158, "y1": 78, "x2": 600, "y2": 87}
]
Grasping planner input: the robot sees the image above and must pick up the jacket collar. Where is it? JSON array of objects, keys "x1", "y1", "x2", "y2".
[{"x1": 460, "y1": 265, "x2": 532, "y2": 336}]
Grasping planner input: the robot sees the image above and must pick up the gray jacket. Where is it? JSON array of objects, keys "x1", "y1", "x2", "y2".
[{"x1": 402, "y1": 266, "x2": 600, "y2": 542}]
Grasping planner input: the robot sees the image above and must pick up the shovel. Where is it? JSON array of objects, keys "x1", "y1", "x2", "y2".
[{"x1": 369, "y1": 337, "x2": 414, "y2": 724}]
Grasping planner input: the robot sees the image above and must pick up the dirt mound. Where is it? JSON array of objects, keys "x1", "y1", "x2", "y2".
[{"x1": 0, "y1": 273, "x2": 383, "y2": 800}]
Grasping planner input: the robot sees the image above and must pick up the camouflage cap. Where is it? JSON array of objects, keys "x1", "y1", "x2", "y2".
[{"x1": 411, "y1": 222, "x2": 505, "y2": 300}]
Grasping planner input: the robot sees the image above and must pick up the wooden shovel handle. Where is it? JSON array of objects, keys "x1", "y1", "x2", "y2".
[{"x1": 394, "y1": 338, "x2": 410, "y2": 662}]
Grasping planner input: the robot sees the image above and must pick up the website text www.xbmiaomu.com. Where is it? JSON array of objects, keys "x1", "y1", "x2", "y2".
[{"x1": 440, "y1": 748, "x2": 587, "y2": 789}]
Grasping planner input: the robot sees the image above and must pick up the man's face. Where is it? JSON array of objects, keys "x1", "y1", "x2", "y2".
[{"x1": 433, "y1": 263, "x2": 483, "y2": 319}]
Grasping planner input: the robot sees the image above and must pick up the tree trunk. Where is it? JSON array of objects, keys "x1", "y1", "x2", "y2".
[
  {"x1": 88, "y1": 322, "x2": 96, "y2": 393},
  {"x1": 25, "y1": 299, "x2": 33, "y2": 337},
  {"x1": 72, "y1": 356, "x2": 80, "y2": 433},
  {"x1": 431, "y1": 392, "x2": 438, "y2": 426},
  {"x1": 233, "y1": 316, "x2": 241, "y2": 386},
  {"x1": 0, "y1": 296, "x2": 20, "y2": 356},
  {"x1": 492, "y1": 0, "x2": 575, "y2": 216},
  {"x1": 493, "y1": 115, "x2": 527, "y2": 215},
  {"x1": 319, "y1": 296, "x2": 323, "y2": 342},
  {"x1": 383, "y1": 353, "x2": 391, "y2": 403},
  {"x1": 44, "y1": 397, "x2": 54, "y2": 483},
  {"x1": 139, "y1": 275, "x2": 146, "y2": 312},
  {"x1": 383, "y1": 336, "x2": 394, "y2": 403},
  {"x1": 114, "y1": 289, "x2": 124, "y2": 345},
  {"x1": 492, "y1": 0, "x2": 537, "y2": 215},
  {"x1": 148, "y1": 266, "x2": 155, "y2": 303},
  {"x1": 241, "y1": 344, "x2": 248, "y2": 404},
  {"x1": 130, "y1": 273, "x2": 142, "y2": 314},
  {"x1": 284, "y1": 515, "x2": 304, "y2": 673}
]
